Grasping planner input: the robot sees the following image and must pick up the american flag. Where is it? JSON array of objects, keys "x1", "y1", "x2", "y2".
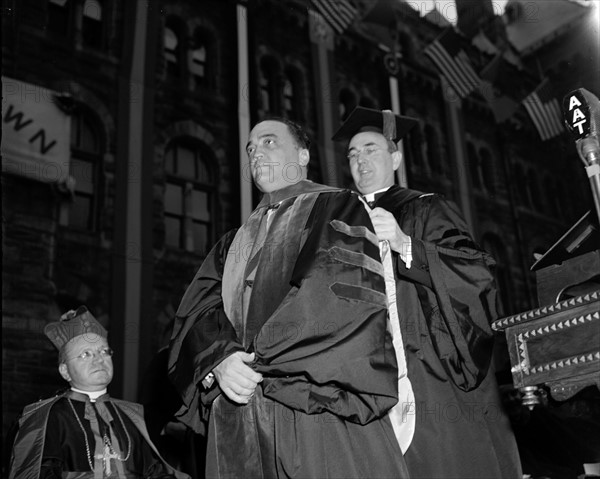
[
  {"x1": 522, "y1": 78, "x2": 565, "y2": 141},
  {"x1": 310, "y1": 0, "x2": 357, "y2": 35},
  {"x1": 424, "y1": 27, "x2": 480, "y2": 99}
]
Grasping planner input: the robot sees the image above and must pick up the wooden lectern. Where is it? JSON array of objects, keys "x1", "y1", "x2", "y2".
[{"x1": 492, "y1": 211, "x2": 600, "y2": 404}]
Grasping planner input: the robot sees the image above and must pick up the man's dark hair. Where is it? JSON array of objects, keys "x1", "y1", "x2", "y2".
[{"x1": 264, "y1": 116, "x2": 311, "y2": 150}]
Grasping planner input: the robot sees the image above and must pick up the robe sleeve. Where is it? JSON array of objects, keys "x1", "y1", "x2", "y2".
[
  {"x1": 167, "y1": 229, "x2": 244, "y2": 433},
  {"x1": 395, "y1": 238, "x2": 432, "y2": 288},
  {"x1": 253, "y1": 192, "x2": 400, "y2": 425},
  {"x1": 402, "y1": 194, "x2": 496, "y2": 391},
  {"x1": 9, "y1": 397, "x2": 62, "y2": 479}
]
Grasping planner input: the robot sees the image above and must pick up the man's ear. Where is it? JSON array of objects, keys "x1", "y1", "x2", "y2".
[
  {"x1": 59, "y1": 363, "x2": 71, "y2": 382},
  {"x1": 391, "y1": 150, "x2": 402, "y2": 171},
  {"x1": 298, "y1": 148, "x2": 310, "y2": 167}
]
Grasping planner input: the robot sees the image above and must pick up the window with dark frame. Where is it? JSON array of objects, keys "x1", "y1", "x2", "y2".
[
  {"x1": 283, "y1": 76, "x2": 295, "y2": 119},
  {"x1": 82, "y1": 0, "x2": 103, "y2": 48},
  {"x1": 164, "y1": 24, "x2": 181, "y2": 78},
  {"x1": 47, "y1": 0, "x2": 104, "y2": 49},
  {"x1": 260, "y1": 57, "x2": 279, "y2": 114},
  {"x1": 164, "y1": 140, "x2": 214, "y2": 254},
  {"x1": 68, "y1": 110, "x2": 101, "y2": 231},
  {"x1": 191, "y1": 30, "x2": 209, "y2": 87}
]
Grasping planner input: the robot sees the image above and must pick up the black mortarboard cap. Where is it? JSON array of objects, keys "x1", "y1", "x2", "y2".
[{"x1": 332, "y1": 107, "x2": 419, "y2": 142}]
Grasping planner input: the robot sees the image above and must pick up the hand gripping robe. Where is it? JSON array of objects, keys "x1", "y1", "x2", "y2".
[
  {"x1": 9, "y1": 390, "x2": 189, "y2": 479},
  {"x1": 374, "y1": 185, "x2": 522, "y2": 479},
  {"x1": 168, "y1": 180, "x2": 408, "y2": 479}
]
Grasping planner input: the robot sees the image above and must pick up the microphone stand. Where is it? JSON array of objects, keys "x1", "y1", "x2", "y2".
[
  {"x1": 577, "y1": 137, "x2": 600, "y2": 225},
  {"x1": 563, "y1": 88, "x2": 600, "y2": 224}
]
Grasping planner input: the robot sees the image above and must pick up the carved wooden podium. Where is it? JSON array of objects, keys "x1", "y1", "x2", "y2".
[{"x1": 492, "y1": 212, "x2": 600, "y2": 404}]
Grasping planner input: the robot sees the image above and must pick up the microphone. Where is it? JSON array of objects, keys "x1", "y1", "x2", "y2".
[{"x1": 563, "y1": 88, "x2": 600, "y2": 223}]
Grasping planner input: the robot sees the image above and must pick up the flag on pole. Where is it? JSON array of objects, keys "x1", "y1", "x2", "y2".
[
  {"x1": 310, "y1": 0, "x2": 358, "y2": 35},
  {"x1": 522, "y1": 78, "x2": 565, "y2": 141},
  {"x1": 424, "y1": 27, "x2": 480, "y2": 99}
]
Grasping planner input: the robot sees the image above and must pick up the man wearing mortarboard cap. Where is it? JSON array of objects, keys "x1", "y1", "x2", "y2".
[
  {"x1": 333, "y1": 107, "x2": 522, "y2": 479},
  {"x1": 8, "y1": 306, "x2": 189, "y2": 479}
]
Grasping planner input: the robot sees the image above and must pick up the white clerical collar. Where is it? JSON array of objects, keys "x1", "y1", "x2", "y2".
[
  {"x1": 363, "y1": 186, "x2": 391, "y2": 202},
  {"x1": 71, "y1": 387, "x2": 107, "y2": 402}
]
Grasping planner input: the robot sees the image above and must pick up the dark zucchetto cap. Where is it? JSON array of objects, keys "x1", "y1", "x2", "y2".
[
  {"x1": 44, "y1": 306, "x2": 107, "y2": 350},
  {"x1": 332, "y1": 107, "x2": 419, "y2": 143}
]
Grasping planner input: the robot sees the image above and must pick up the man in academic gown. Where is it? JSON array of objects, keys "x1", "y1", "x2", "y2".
[
  {"x1": 167, "y1": 118, "x2": 408, "y2": 478},
  {"x1": 332, "y1": 107, "x2": 523, "y2": 479},
  {"x1": 9, "y1": 306, "x2": 188, "y2": 479}
]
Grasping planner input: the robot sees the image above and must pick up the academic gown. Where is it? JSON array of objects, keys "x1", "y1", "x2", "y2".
[
  {"x1": 9, "y1": 390, "x2": 188, "y2": 479},
  {"x1": 374, "y1": 185, "x2": 522, "y2": 479},
  {"x1": 168, "y1": 180, "x2": 408, "y2": 479}
]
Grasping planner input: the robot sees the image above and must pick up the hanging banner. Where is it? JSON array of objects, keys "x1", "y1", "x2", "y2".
[{"x1": 2, "y1": 76, "x2": 71, "y2": 184}]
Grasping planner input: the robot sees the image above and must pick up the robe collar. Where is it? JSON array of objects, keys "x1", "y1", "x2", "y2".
[
  {"x1": 70, "y1": 387, "x2": 108, "y2": 402},
  {"x1": 375, "y1": 185, "x2": 425, "y2": 212},
  {"x1": 257, "y1": 180, "x2": 339, "y2": 209},
  {"x1": 66, "y1": 389, "x2": 113, "y2": 424},
  {"x1": 362, "y1": 186, "x2": 391, "y2": 203}
]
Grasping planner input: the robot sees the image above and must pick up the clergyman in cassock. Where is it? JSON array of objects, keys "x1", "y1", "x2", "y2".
[
  {"x1": 167, "y1": 117, "x2": 409, "y2": 478},
  {"x1": 8, "y1": 306, "x2": 189, "y2": 479},
  {"x1": 332, "y1": 107, "x2": 523, "y2": 479}
]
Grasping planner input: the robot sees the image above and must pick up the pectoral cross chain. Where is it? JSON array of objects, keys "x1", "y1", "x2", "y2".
[{"x1": 96, "y1": 436, "x2": 119, "y2": 476}]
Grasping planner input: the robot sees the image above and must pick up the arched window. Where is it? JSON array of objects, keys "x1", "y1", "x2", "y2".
[
  {"x1": 164, "y1": 139, "x2": 215, "y2": 254},
  {"x1": 164, "y1": 20, "x2": 183, "y2": 78},
  {"x1": 48, "y1": 0, "x2": 70, "y2": 36},
  {"x1": 260, "y1": 57, "x2": 279, "y2": 114},
  {"x1": 82, "y1": 0, "x2": 103, "y2": 48},
  {"x1": 68, "y1": 109, "x2": 102, "y2": 230},
  {"x1": 339, "y1": 88, "x2": 356, "y2": 121}
]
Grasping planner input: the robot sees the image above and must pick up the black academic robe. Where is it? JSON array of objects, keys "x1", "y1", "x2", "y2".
[
  {"x1": 9, "y1": 390, "x2": 188, "y2": 479},
  {"x1": 375, "y1": 185, "x2": 522, "y2": 479},
  {"x1": 168, "y1": 180, "x2": 408, "y2": 479}
]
